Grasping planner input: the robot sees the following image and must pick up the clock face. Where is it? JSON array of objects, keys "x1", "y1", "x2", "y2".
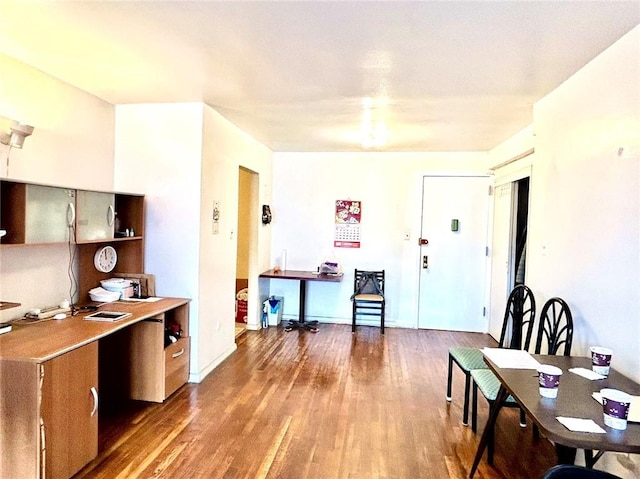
[{"x1": 94, "y1": 245, "x2": 117, "y2": 273}]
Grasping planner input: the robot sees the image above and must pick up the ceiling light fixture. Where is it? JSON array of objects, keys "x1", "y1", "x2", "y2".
[{"x1": 360, "y1": 97, "x2": 388, "y2": 149}]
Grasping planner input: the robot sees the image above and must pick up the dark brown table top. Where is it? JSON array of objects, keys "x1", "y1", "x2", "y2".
[
  {"x1": 259, "y1": 269, "x2": 344, "y2": 282},
  {"x1": 487, "y1": 354, "x2": 640, "y2": 454}
]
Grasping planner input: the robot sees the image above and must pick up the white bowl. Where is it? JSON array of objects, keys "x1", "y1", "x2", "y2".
[
  {"x1": 89, "y1": 287, "x2": 121, "y2": 302},
  {"x1": 100, "y1": 278, "x2": 132, "y2": 293}
]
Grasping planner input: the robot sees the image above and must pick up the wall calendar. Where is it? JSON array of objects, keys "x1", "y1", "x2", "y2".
[{"x1": 334, "y1": 200, "x2": 361, "y2": 248}]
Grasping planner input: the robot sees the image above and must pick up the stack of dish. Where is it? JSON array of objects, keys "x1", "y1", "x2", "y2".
[
  {"x1": 100, "y1": 278, "x2": 133, "y2": 298},
  {"x1": 88, "y1": 287, "x2": 121, "y2": 302}
]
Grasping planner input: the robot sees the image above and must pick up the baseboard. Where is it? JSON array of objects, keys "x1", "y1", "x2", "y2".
[{"x1": 189, "y1": 342, "x2": 238, "y2": 383}]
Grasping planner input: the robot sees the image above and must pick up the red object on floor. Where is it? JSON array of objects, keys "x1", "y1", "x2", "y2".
[{"x1": 236, "y1": 300, "x2": 247, "y2": 323}]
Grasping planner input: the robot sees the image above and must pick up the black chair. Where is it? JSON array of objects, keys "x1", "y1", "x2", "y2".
[
  {"x1": 351, "y1": 269, "x2": 385, "y2": 334},
  {"x1": 534, "y1": 297, "x2": 574, "y2": 356},
  {"x1": 446, "y1": 284, "x2": 536, "y2": 426},
  {"x1": 470, "y1": 297, "x2": 574, "y2": 463},
  {"x1": 541, "y1": 465, "x2": 622, "y2": 479}
]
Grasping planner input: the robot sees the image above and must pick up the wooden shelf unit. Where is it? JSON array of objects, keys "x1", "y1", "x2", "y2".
[{"x1": 0, "y1": 179, "x2": 145, "y2": 302}]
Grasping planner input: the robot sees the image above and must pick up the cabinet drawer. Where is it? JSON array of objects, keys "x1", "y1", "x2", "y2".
[{"x1": 164, "y1": 337, "x2": 189, "y2": 399}]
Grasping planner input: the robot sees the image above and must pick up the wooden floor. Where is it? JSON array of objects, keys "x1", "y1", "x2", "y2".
[{"x1": 75, "y1": 325, "x2": 557, "y2": 479}]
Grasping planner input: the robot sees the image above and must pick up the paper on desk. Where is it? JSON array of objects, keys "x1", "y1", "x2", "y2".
[
  {"x1": 120, "y1": 296, "x2": 162, "y2": 303},
  {"x1": 556, "y1": 417, "x2": 606, "y2": 433},
  {"x1": 481, "y1": 348, "x2": 541, "y2": 369},
  {"x1": 569, "y1": 367, "x2": 606, "y2": 380},
  {"x1": 593, "y1": 393, "x2": 640, "y2": 423}
]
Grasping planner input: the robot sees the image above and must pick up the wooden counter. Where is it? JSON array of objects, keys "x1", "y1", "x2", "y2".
[
  {"x1": 0, "y1": 297, "x2": 189, "y2": 361},
  {"x1": 0, "y1": 297, "x2": 190, "y2": 479}
]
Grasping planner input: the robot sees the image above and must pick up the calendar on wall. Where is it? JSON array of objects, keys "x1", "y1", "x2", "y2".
[{"x1": 334, "y1": 200, "x2": 361, "y2": 248}]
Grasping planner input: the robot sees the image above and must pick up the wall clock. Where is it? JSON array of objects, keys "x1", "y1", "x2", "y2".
[{"x1": 94, "y1": 245, "x2": 117, "y2": 273}]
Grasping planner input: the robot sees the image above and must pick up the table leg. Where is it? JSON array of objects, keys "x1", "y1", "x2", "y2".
[
  {"x1": 284, "y1": 280, "x2": 319, "y2": 332},
  {"x1": 555, "y1": 444, "x2": 577, "y2": 464},
  {"x1": 469, "y1": 385, "x2": 509, "y2": 478},
  {"x1": 299, "y1": 279, "x2": 306, "y2": 322}
]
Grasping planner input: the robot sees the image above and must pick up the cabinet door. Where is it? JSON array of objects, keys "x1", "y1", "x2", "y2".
[
  {"x1": 76, "y1": 190, "x2": 115, "y2": 241},
  {"x1": 25, "y1": 184, "x2": 75, "y2": 243},
  {"x1": 41, "y1": 342, "x2": 99, "y2": 479}
]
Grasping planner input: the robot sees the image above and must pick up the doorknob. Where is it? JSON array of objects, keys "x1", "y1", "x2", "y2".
[{"x1": 423, "y1": 255, "x2": 428, "y2": 269}]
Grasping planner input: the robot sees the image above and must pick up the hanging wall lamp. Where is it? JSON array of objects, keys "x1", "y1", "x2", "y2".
[{"x1": 0, "y1": 118, "x2": 34, "y2": 148}]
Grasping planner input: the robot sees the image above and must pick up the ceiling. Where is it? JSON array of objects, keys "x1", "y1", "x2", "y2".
[{"x1": 0, "y1": 1, "x2": 638, "y2": 152}]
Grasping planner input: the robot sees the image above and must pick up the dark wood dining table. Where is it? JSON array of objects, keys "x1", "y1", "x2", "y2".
[
  {"x1": 259, "y1": 269, "x2": 343, "y2": 332},
  {"x1": 469, "y1": 354, "x2": 640, "y2": 478}
]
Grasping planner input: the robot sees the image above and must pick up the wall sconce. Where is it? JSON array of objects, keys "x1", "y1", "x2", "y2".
[{"x1": 0, "y1": 118, "x2": 34, "y2": 149}]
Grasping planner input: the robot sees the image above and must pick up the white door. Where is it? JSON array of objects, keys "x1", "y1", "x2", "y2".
[
  {"x1": 488, "y1": 182, "x2": 514, "y2": 340},
  {"x1": 418, "y1": 176, "x2": 490, "y2": 331}
]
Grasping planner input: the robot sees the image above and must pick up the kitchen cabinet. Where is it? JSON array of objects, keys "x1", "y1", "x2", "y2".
[
  {"x1": 0, "y1": 181, "x2": 75, "y2": 244},
  {"x1": 75, "y1": 190, "x2": 115, "y2": 241},
  {"x1": 0, "y1": 342, "x2": 98, "y2": 479},
  {"x1": 41, "y1": 342, "x2": 99, "y2": 479},
  {"x1": 0, "y1": 179, "x2": 145, "y2": 302}
]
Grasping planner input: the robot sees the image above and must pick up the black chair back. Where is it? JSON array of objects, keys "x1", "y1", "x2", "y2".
[
  {"x1": 353, "y1": 270, "x2": 385, "y2": 296},
  {"x1": 497, "y1": 284, "x2": 536, "y2": 350},
  {"x1": 535, "y1": 297, "x2": 574, "y2": 355}
]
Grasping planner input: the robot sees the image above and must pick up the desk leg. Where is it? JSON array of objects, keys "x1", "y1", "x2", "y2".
[
  {"x1": 284, "y1": 280, "x2": 319, "y2": 332},
  {"x1": 469, "y1": 385, "x2": 509, "y2": 478}
]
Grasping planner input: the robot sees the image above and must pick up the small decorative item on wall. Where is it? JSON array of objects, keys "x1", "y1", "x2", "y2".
[
  {"x1": 334, "y1": 199, "x2": 361, "y2": 248},
  {"x1": 262, "y1": 205, "x2": 272, "y2": 224}
]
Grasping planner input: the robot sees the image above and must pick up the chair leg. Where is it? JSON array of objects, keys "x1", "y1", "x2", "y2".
[
  {"x1": 463, "y1": 372, "x2": 471, "y2": 426},
  {"x1": 380, "y1": 301, "x2": 385, "y2": 334},
  {"x1": 471, "y1": 380, "x2": 478, "y2": 432},
  {"x1": 352, "y1": 301, "x2": 356, "y2": 333},
  {"x1": 519, "y1": 408, "x2": 527, "y2": 428},
  {"x1": 446, "y1": 355, "x2": 453, "y2": 401}
]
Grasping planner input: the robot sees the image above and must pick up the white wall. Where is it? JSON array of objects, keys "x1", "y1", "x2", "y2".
[
  {"x1": 0, "y1": 54, "x2": 115, "y2": 321},
  {"x1": 198, "y1": 105, "x2": 273, "y2": 374},
  {"x1": 115, "y1": 103, "x2": 273, "y2": 382},
  {"x1": 0, "y1": 54, "x2": 114, "y2": 189},
  {"x1": 527, "y1": 26, "x2": 639, "y2": 382},
  {"x1": 269, "y1": 152, "x2": 490, "y2": 329}
]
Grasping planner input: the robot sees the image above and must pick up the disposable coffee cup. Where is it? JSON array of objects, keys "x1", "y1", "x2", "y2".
[
  {"x1": 538, "y1": 365, "x2": 562, "y2": 399},
  {"x1": 591, "y1": 346, "x2": 613, "y2": 376},
  {"x1": 601, "y1": 388, "x2": 632, "y2": 430}
]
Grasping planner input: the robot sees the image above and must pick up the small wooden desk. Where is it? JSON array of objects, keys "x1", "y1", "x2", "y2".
[
  {"x1": 0, "y1": 297, "x2": 190, "y2": 479},
  {"x1": 469, "y1": 355, "x2": 640, "y2": 477},
  {"x1": 259, "y1": 269, "x2": 343, "y2": 332}
]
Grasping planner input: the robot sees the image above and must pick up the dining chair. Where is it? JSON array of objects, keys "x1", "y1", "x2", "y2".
[
  {"x1": 351, "y1": 269, "x2": 385, "y2": 334},
  {"x1": 470, "y1": 297, "x2": 574, "y2": 463},
  {"x1": 446, "y1": 284, "x2": 536, "y2": 426},
  {"x1": 541, "y1": 465, "x2": 622, "y2": 479}
]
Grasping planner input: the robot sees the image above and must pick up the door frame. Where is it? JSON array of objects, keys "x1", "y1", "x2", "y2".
[
  {"x1": 487, "y1": 165, "x2": 532, "y2": 340},
  {"x1": 417, "y1": 173, "x2": 492, "y2": 331},
  {"x1": 236, "y1": 166, "x2": 260, "y2": 331}
]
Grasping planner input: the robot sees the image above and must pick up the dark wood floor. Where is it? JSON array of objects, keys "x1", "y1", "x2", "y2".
[{"x1": 75, "y1": 325, "x2": 558, "y2": 479}]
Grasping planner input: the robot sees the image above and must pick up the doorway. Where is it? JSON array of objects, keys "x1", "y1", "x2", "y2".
[
  {"x1": 417, "y1": 175, "x2": 491, "y2": 331},
  {"x1": 236, "y1": 167, "x2": 258, "y2": 338},
  {"x1": 487, "y1": 172, "x2": 531, "y2": 341}
]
